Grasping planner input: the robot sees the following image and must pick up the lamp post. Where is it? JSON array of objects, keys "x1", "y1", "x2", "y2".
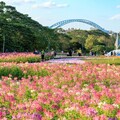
[{"x1": 2, "y1": 8, "x2": 6, "y2": 53}]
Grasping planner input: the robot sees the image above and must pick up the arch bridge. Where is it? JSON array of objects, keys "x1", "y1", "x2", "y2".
[{"x1": 49, "y1": 19, "x2": 110, "y2": 34}]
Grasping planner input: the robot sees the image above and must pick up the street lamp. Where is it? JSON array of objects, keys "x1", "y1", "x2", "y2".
[
  {"x1": 2, "y1": 8, "x2": 11, "y2": 53},
  {"x1": 2, "y1": 8, "x2": 6, "y2": 53}
]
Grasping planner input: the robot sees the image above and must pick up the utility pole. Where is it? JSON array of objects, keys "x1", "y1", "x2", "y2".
[{"x1": 115, "y1": 33, "x2": 119, "y2": 50}]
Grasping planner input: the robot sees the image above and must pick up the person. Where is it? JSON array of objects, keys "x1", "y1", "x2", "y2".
[
  {"x1": 69, "y1": 49, "x2": 72, "y2": 56},
  {"x1": 89, "y1": 51, "x2": 92, "y2": 56},
  {"x1": 41, "y1": 50, "x2": 45, "y2": 61},
  {"x1": 51, "y1": 49, "x2": 54, "y2": 57},
  {"x1": 77, "y1": 49, "x2": 82, "y2": 56},
  {"x1": 33, "y1": 49, "x2": 39, "y2": 54},
  {"x1": 54, "y1": 50, "x2": 57, "y2": 56},
  {"x1": 111, "y1": 51, "x2": 113, "y2": 56},
  {"x1": 94, "y1": 52, "x2": 96, "y2": 56}
]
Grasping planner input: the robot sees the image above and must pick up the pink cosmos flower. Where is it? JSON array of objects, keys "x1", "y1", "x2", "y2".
[
  {"x1": 93, "y1": 115, "x2": 107, "y2": 120},
  {"x1": 44, "y1": 110, "x2": 54, "y2": 119},
  {"x1": 102, "y1": 104, "x2": 114, "y2": 111},
  {"x1": 116, "y1": 110, "x2": 120, "y2": 118}
]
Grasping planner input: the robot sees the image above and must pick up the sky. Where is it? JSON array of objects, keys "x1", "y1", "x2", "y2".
[{"x1": 2, "y1": 0, "x2": 120, "y2": 32}]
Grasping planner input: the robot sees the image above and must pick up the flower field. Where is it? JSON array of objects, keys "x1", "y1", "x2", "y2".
[
  {"x1": 0, "y1": 60, "x2": 120, "y2": 119},
  {"x1": 0, "y1": 52, "x2": 52, "y2": 63}
]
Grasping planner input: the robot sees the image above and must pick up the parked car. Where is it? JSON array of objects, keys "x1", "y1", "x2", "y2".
[{"x1": 105, "y1": 50, "x2": 120, "y2": 56}]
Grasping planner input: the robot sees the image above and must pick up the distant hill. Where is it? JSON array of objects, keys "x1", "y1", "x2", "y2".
[{"x1": 0, "y1": 1, "x2": 58, "y2": 52}]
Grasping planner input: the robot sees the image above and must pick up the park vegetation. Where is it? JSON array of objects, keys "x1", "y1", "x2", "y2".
[{"x1": 0, "y1": 1, "x2": 117, "y2": 54}]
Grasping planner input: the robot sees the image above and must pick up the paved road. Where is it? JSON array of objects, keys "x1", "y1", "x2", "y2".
[{"x1": 46, "y1": 57, "x2": 85, "y2": 64}]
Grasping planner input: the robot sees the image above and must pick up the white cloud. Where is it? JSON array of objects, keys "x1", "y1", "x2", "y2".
[
  {"x1": 116, "y1": 5, "x2": 120, "y2": 8},
  {"x1": 2, "y1": 0, "x2": 36, "y2": 5},
  {"x1": 17, "y1": 0, "x2": 35, "y2": 3},
  {"x1": 110, "y1": 14, "x2": 120, "y2": 20},
  {"x1": 32, "y1": 1, "x2": 69, "y2": 9},
  {"x1": 13, "y1": 0, "x2": 36, "y2": 5},
  {"x1": 56, "y1": 4, "x2": 69, "y2": 8}
]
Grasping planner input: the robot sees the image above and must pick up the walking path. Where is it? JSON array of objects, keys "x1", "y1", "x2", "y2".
[{"x1": 46, "y1": 57, "x2": 85, "y2": 64}]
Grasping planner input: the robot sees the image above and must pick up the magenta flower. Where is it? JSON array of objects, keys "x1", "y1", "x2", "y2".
[
  {"x1": 108, "y1": 117, "x2": 118, "y2": 120},
  {"x1": 0, "y1": 111, "x2": 3, "y2": 118},
  {"x1": 32, "y1": 113, "x2": 42, "y2": 120},
  {"x1": 86, "y1": 108, "x2": 97, "y2": 117}
]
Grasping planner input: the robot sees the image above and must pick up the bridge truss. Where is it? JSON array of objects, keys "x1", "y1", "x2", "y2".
[{"x1": 49, "y1": 19, "x2": 110, "y2": 34}]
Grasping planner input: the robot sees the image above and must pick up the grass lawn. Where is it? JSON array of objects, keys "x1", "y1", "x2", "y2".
[{"x1": 83, "y1": 56, "x2": 120, "y2": 65}]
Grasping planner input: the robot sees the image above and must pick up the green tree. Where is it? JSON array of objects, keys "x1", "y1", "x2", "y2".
[{"x1": 85, "y1": 35, "x2": 98, "y2": 50}]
